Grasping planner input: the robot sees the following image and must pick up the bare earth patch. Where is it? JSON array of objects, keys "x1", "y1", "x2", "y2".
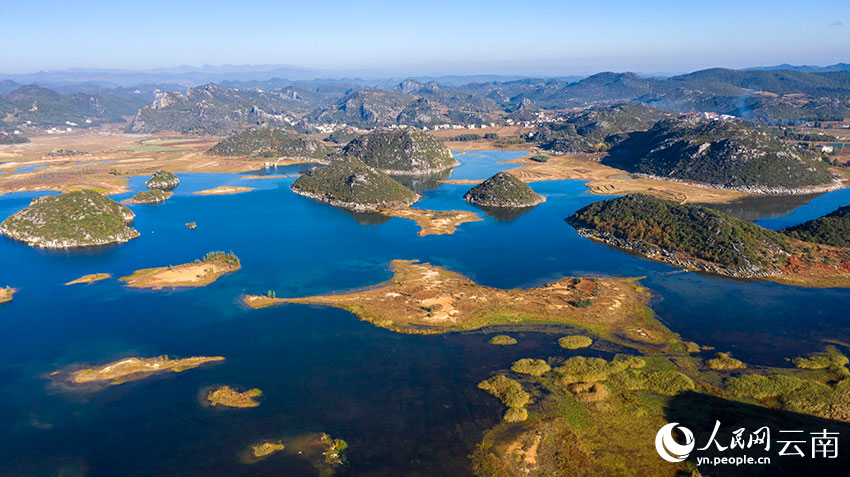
[
  {"x1": 440, "y1": 151, "x2": 749, "y2": 204},
  {"x1": 379, "y1": 208, "x2": 482, "y2": 236},
  {"x1": 65, "y1": 273, "x2": 111, "y2": 285},
  {"x1": 66, "y1": 355, "x2": 224, "y2": 385},
  {"x1": 194, "y1": 186, "x2": 254, "y2": 195},
  {"x1": 244, "y1": 260, "x2": 675, "y2": 351},
  {"x1": 120, "y1": 256, "x2": 240, "y2": 289},
  {"x1": 0, "y1": 287, "x2": 16, "y2": 304}
]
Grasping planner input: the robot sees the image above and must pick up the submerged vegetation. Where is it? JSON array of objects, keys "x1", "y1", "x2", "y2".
[{"x1": 251, "y1": 441, "x2": 284, "y2": 459}]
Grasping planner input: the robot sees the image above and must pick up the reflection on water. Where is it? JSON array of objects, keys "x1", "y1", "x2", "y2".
[
  {"x1": 1, "y1": 151, "x2": 850, "y2": 475},
  {"x1": 472, "y1": 204, "x2": 538, "y2": 221},
  {"x1": 699, "y1": 193, "x2": 822, "y2": 223},
  {"x1": 341, "y1": 209, "x2": 393, "y2": 226},
  {"x1": 393, "y1": 168, "x2": 452, "y2": 193}
]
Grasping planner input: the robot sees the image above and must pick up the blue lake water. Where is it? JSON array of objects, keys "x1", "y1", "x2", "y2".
[{"x1": 1, "y1": 150, "x2": 850, "y2": 475}]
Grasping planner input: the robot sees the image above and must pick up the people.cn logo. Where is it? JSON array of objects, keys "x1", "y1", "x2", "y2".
[{"x1": 655, "y1": 423, "x2": 695, "y2": 462}]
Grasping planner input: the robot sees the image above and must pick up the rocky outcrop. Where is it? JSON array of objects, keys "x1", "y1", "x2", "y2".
[
  {"x1": 145, "y1": 170, "x2": 179, "y2": 190},
  {"x1": 0, "y1": 190, "x2": 139, "y2": 248},
  {"x1": 605, "y1": 115, "x2": 836, "y2": 191},
  {"x1": 463, "y1": 172, "x2": 545, "y2": 207},
  {"x1": 124, "y1": 189, "x2": 172, "y2": 204}
]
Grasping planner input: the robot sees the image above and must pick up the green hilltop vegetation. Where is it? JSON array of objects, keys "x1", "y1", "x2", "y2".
[
  {"x1": 126, "y1": 84, "x2": 314, "y2": 135},
  {"x1": 463, "y1": 172, "x2": 545, "y2": 208},
  {"x1": 0, "y1": 189, "x2": 139, "y2": 249},
  {"x1": 207, "y1": 128, "x2": 332, "y2": 159},
  {"x1": 291, "y1": 157, "x2": 419, "y2": 210},
  {"x1": 534, "y1": 103, "x2": 673, "y2": 154},
  {"x1": 342, "y1": 129, "x2": 457, "y2": 175},
  {"x1": 126, "y1": 189, "x2": 171, "y2": 204},
  {"x1": 145, "y1": 170, "x2": 180, "y2": 190},
  {"x1": 783, "y1": 205, "x2": 850, "y2": 247},
  {"x1": 0, "y1": 85, "x2": 144, "y2": 127},
  {"x1": 605, "y1": 116, "x2": 835, "y2": 191},
  {"x1": 567, "y1": 194, "x2": 796, "y2": 277}
]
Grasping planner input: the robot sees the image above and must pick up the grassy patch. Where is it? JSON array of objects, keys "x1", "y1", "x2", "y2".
[
  {"x1": 511, "y1": 358, "x2": 552, "y2": 376},
  {"x1": 489, "y1": 335, "x2": 517, "y2": 346},
  {"x1": 706, "y1": 352, "x2": 746, "y2": 370},
  {"x1": 558, "y1": 335, "x2": 593, "y2": 350}
]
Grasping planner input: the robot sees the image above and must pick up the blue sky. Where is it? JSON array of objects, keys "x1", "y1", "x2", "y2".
[{"x1": 1, "y1": 0, "x2": 848, "y2": 75}]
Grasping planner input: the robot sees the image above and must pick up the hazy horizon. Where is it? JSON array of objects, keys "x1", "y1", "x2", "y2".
[{"x1": 1, "y1": 0, "x2": 847, "y2": 77}]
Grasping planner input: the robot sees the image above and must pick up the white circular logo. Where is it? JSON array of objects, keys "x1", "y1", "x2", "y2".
[{"x1": 655, "y1": 423, "x2": 695, "y2": 462}]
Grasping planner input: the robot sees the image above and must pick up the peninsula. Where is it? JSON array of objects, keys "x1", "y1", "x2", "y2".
[
  {"x1": 567, "y1": 194, "x2": 850, "y2": 287},
  {"x1": 65, "y1": 273, "x2": 111, "y2": 285},
  {"x1": 244, "y1": 259, "x2": 677, "y2": 352},
  {"x1": 120, "y1": 251, "x2": 241, "y2": 289},
  {"x1": 379, "y1": 208, "x2": 481, "y2": 236},
  {"x1": 0, "y1": 189, "x2": 139, "y2": 248}
]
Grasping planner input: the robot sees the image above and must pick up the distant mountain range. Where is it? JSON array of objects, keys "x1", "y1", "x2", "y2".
[
  {"x1": 2, "y1": 65, "x2": 850, "y2": 134},
  {"x1": 745, "y1": 63, "x2": 850, "y2": 73}
]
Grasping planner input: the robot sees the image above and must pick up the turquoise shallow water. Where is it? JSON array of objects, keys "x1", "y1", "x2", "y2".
[{"x1": 1, "y1": 150, "x2": 850, "y2": 475}]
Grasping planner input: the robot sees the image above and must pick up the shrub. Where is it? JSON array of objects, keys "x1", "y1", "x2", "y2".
[
  {"x1": 511, "y1": 358, "x2": 551, "y2": 377},
  {"x1": 557, "y1": 356, "x2": 630, "y2": 384},
  {"x1": 558, "y1": 335, "x2": 593, "y2": 350},
  {"x1": 478, "y1": 375, "x2": 531, "y2": 409},
  {"x1": 706, "y1": 352, "x2": 746, "y2": 371},
  {"x1": 792, "y1": 349, "x2": 849, "y2": 376},
  {"x1": 503, "y1": 407, "x2": 528, "y2": 422},
  {"x1": 489, "y1": 335, "x2": 517, "y2": 346},
  {"x1": 726, "y1": 374, "x2": 804, "y2": 399},
  {"x1": 572, "y1": 298, "x2": 593, "y2": 308},
  {"x1": 609, "y1": 369, "x2": 695, "y2": 395}
]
